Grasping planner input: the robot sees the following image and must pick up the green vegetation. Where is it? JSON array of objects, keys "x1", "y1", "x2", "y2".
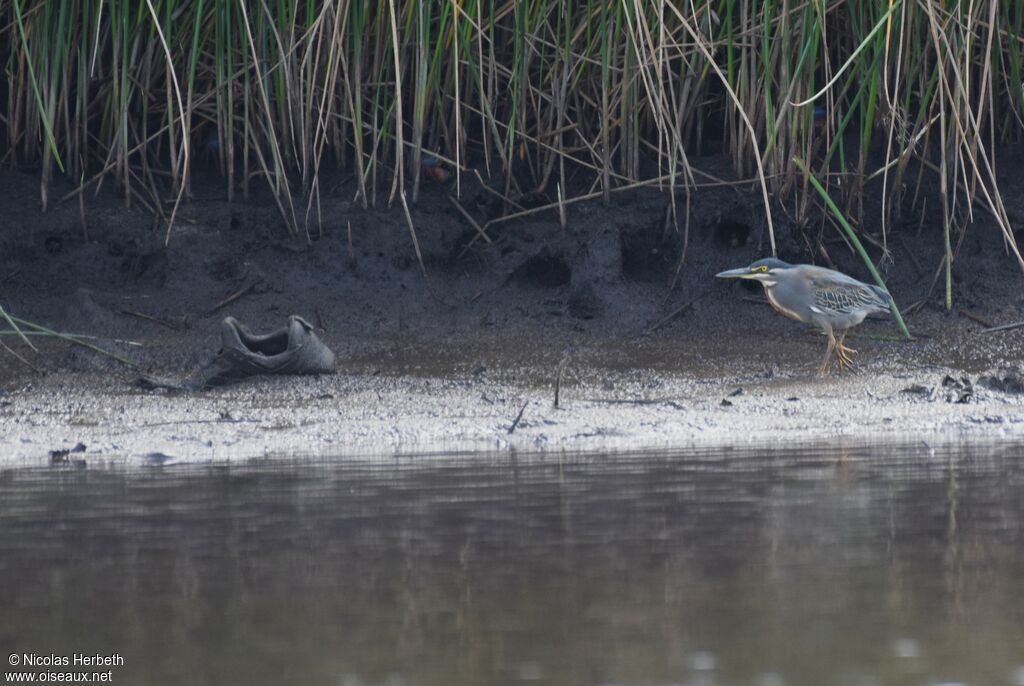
[
  {"x1": 2, "y1": 0, "x2": 1023, "y2": 298},
  {"x1": 0, "y1": 304, "x2": 140, "y2": 369}
]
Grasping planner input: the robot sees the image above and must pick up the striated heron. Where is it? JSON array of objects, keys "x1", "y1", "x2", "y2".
[{"x1": 716, "y1": 258, "x2": 893, "y2": 374}]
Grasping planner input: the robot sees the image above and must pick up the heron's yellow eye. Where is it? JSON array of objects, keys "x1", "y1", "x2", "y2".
[{"x1": 756, "y1": 266, "x2": 769, "y2": 272}]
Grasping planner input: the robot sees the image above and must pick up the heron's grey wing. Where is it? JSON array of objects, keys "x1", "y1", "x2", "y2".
[{"x1": 811, "y1": 280, "x2": 890, "y2": 315}]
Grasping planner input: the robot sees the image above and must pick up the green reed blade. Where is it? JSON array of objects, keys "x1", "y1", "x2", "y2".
[{"x1": 794, "y1": 156, "x2": 911, "y2": 340}]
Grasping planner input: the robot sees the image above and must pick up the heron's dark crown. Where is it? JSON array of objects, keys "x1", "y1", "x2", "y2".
[{"x1": 748, "y1": 258, "x2": 792, "y2": 271}]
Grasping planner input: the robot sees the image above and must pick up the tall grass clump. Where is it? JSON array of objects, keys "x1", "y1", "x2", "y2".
[{"x1": 2, "y1": 0, "x2": 1023, "y2": 304}]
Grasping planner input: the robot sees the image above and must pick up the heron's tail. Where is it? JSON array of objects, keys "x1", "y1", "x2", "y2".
[{"x1": 868, "y1": 285, "x2": 893, "y2": 312}]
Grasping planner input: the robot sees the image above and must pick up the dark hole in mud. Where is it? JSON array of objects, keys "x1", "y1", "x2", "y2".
[
  {"x1": 209, "y1": 256, "x2": 241, "y2": 282},
  {"x1": 510, "y1": 253, "x2": 571, "y2": 288},
  {"x1": 121, "y1": 249, "x2": 168, "y2": 284},
  {"x1": 517, "y1": 191, "x2": 553, "y2": 210},
  {"x1": 715, "y1": 218, "x2": 751, "y2": 249},
  {"x1": 392, "y1": 254, "x2": 414, "y2": 271},
  {"x1": 44, "y1": 236, "x2": 63, "y2": 255},
  {"x1": 568, "y1": 284, "x2": 604, "y2": 319},
  {"x1": 621, "y1": 223, "x2": 681, "y2": 283}
]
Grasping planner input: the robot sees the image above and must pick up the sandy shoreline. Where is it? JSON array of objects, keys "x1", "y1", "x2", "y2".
[{"x1": 3, "y1": 344, "x2": 1023, "y2": 464}]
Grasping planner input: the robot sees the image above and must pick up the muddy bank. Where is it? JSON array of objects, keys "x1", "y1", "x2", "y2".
[{"x1": 2, "y1": 157, "x2": 1024, "y2": 462}]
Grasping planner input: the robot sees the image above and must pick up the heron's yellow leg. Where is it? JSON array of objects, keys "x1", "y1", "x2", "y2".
[{"x1": 818, "y1": 331, "x2": 837, "y2": 375}]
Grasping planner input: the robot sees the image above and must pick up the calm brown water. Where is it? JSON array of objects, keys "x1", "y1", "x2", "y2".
[{"x1": 1, "y1": 442, "x2": 1023, "y2": 685}]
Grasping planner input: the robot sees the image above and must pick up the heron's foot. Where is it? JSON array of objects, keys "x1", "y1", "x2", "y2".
[{"x1": 835, "y1": 342, "x2": 858, "y2": 373}]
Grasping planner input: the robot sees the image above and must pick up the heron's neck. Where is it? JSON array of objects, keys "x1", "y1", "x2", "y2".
[{"x1": 763, "y1": 282, "x2": 802, "y2": 321}]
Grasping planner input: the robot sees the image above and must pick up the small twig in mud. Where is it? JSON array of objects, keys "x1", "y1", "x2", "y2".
[
  {"x1": 205, "y1": 282, "x2": 255, "y2": 317},
  {"x1": 507, "y1": 401, "x2": 529, "y2": 434},
  {"x1": 644, "y1": 289, "x2": 709, "y2": 335},
  {"x1": 400, "y1": 190, "x2": 430, "y2": 284},
  {"x1": 980, "y1": 319, "x2": 1024, "y2": 335},
  {"x1": 662, "y1": 198, "x2": 692, "y2": 305},
  {"x1": 447, "y1": 193, "x2": 491, "y2": 244},
  {"x1": 958, "y1": 309, "x2": 993, "y2": 328},
  {"x1": 78, "y1": 167, "x2": 89, "y2": 243},
  {"x1": 554, "y1": 348, "x2": 572, "y2": 408},
  {"x1": 556, "y1": 183, "x2": 567, "y2": 231},
  {"x1": 586, "y1": 398, "x2": 685, "y2": 410},
  {"x1": 921, "y1": 251, "x2": 955, "y2": 312},
  {"x1": 119, "y1": 309, "x2": 187, "y2": 330},
  {"x1": 0, "y1": 339, "x2": 42, "y2": 373},
  {"x1": 1, "y1": 267, "x2": 21, "y2": 285},
  {"x1": 315, "y1": 307, "x2": 328, "y2": 332},
  {"x1": 660, "y1": 201, "x2": 674, "y2": 241},
  {"x1": 400, "y1": 192, "x2": 455, "y2": 307},
  {"x1": 346, "y1": 220, "x2": 356, "y2": 268},
  {"x1": 898, "y1": 235, "x2": 924, "y2": 276}
]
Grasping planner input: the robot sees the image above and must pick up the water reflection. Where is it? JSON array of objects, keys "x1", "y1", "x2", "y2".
[{"x1": 1, "y1": 442, "x2": 1022, "y2": 685}]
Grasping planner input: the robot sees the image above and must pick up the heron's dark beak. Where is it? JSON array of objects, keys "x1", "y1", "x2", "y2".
[{"x1": 715, "y1": 267, "x2": 757, "y2": 279}]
